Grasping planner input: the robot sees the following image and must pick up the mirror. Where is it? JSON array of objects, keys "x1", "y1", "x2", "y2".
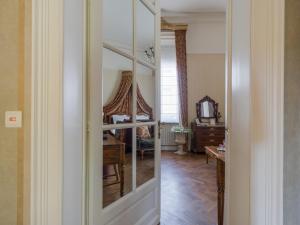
[
  {"x1": 102, "y1": 48, "x2": 133, "y2": 124},
  {"x1": 103, "y1": 0, "x2": 133, "y2": 55},
  {"x1": 103, "y1": 128, "x2": 133, "y2": 207},
  {"x1": 136, "y1": 63, "x2": 155, "y2": 122},
  {"x1": 136, "y1": 125, "x2": 155, "y2": 187},
  {"x1": 137, "y1": 0, "x2": 155, "y2": 64},
  {"x1": 196, "y1": 96, "x2": 220, "y2": 122},
  {"x1": 201, "y1": 101, "x2": 215, "y2": 118}
]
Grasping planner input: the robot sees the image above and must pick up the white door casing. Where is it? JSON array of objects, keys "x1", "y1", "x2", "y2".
[
  {"x1": 31, "y1": 0, "x2": 64, "y2": 225},
  {"x1": 226, "y1": 0, "x2": 285, "y2": 225},
  {"x1": 250, "y1": 0, "x2": 284, "y2": 224}
]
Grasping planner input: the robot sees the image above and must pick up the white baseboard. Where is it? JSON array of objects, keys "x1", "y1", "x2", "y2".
[{"x1": 161, "y1": 146, "x2": 177, "y2": 151}]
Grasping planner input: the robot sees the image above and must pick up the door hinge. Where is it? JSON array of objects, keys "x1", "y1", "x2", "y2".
[{"x1": 158, "y1": 120, "x2": 161, "y2": 139}]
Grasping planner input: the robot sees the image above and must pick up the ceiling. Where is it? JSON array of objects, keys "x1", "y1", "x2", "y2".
[{"x1": 160, "y1": 0, "x2": 226, "y2": 13}]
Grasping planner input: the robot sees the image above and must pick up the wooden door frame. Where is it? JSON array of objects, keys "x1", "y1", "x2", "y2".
[{"x1": 29, "y1": 0, "x2": 285, "y2": 225}]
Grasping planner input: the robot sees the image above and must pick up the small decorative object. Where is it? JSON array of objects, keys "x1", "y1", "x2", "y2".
[
  {"x1": 171, "y1": 126, "x2": 191, "y2": 155},
  {"x1": 144, "y1": 46, "x2": 155, "y2": 64},
  {"x1": 210, "y1": 118, "x2": 216, "y2": 126},
  {"x1": 217, "y1": 140, "x2": 226, "y2": 151}
]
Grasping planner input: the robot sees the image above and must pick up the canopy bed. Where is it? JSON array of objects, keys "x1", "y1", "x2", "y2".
[
  {"x1": 103, "y1": 70, "x2": 155, "y2": 157},
  {"x1": 103, "y1": 71, "x2": 153, "y2": 124}
]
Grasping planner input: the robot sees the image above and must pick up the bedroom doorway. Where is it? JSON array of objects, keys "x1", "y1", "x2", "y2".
[
  {"x1": 87, "y1": 0, "x2": 232, "y2": 224},
  {"x1": 159, "y1": 1, "x2": 229, "y2": 225}
]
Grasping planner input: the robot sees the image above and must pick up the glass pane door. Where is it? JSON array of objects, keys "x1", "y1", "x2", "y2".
[{"x1": 88, "y1": 0, "x2": 160, "y2": 224}]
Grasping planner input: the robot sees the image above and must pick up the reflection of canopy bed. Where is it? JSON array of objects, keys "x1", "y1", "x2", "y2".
[
  {"x1": 103, "y1": 71, "x2": 155, "y2": 158},
  {"x1": 103, "y1": 71, "x2": 153, "y2": 123}
]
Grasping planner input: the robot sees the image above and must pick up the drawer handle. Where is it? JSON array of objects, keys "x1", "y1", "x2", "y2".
[
  {"x1": 209, "y1": 139, "x2": 215, "y2": 142},
  {"x1": 209, "y1": 133, "x2": 215, "y2": 136}
]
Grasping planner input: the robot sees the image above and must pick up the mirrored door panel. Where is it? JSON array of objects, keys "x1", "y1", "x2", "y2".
[
  {"x1": 103, "y1": 0, "x2": 133, "y2": 54},
  {"x1": 136, "y1": 125, "x2": 155, "y2": 188},
  {"x1": 88, "y1": 0, "x2": 160, "y2": 222},
  {"x1": 136, "y1": 63, "x2": 156, "y2": 122},
  {"x1": 102, "y1": 48, "x2": 133, "y2": 124},
  {"x1": 137, "y1": 0, "x2": 155, "y2": 64},
  {"x1": 103, "y1": 128, "x2": 133, "y2": 208}
]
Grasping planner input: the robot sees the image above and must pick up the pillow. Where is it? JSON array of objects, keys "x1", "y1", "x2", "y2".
[
  {"x1": 137, "y1": 126, "x2": 151, "y2": 139},
  {"x1": 112, "y1": 115, "x2": 130, "y2": 124},
  {"x1": 136, "y1": 114, "x2": 150, "y2": 121}
]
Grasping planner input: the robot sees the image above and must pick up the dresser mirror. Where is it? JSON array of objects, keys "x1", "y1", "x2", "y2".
[{"x1": 196, "y1": 96, "x2": 220, "y2": 123}]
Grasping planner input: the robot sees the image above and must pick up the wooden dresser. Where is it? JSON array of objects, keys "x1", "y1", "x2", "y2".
[{"x1": 191, "y1": 122, "x2": 225, "y2": 153}]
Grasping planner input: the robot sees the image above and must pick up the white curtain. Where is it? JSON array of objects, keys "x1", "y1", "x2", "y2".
[{"x1": 160, "y1": 32, "x2": 180, "y2": 123}]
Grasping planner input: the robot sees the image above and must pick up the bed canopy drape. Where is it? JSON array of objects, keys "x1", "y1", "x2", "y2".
[{"x1": 103, "y1": 71, "x2": 153, "y2": 122}]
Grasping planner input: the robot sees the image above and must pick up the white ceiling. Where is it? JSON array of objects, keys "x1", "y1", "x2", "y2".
[{"x1": 160, "y1": 0, "x2": 226, "y2": 13}]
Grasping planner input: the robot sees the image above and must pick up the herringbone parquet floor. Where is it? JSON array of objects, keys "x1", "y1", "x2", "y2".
[{"x1": 160, "y1": 151, "x2": 217, "y2": 225}]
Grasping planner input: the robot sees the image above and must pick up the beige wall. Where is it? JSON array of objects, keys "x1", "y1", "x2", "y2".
[
  {"x1": 0, "y1": 0, "x2": 30, "y2": 224},
  {"x1": 187, "y1": 54, "x2": 226, "y2": 124},
  {"x1": 164, "y1": 14, "x2": 226, "y2": 125}
]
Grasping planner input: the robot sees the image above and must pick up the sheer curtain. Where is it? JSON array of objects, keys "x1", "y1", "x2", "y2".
[{"x1": 161, "y1": 32, "x2": 180, "y2": 123}]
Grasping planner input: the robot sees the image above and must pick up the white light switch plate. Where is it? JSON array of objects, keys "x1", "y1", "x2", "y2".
[{"x1": 5, "y1": 111, "x2": 22, "y2": 128}]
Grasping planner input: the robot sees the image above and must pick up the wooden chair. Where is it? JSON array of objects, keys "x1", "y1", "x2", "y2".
[{"x1": 103, "y1": 135, "x2": 125, "y2": 197}]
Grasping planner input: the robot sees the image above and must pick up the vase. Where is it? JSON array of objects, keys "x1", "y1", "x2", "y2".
[{"x1": 174, "y1": 133, "x2": 187, "y2": 155}]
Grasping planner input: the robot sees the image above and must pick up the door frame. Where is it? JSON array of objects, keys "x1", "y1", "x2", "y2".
[
  {"x1": 249, "y1": 0, "x2": 285, "y2": 224},
  {"x1": 30, "y1": 0, "x2": 64, "y2": 225},
  {"x1": 225, "y1": 0, "x2": 285, "y2": 225},
  {"x1": 29, "y1": 1, "x2": 285, "y2": 225}
]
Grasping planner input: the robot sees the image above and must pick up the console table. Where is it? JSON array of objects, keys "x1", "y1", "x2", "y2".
[{"x1": 205, "y1": 146, "x2": 225, "y2": 225}]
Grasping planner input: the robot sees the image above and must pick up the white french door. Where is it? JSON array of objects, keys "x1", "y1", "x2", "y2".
[{"x1": 87, "y1": 0, "x2": 161, "y2": 224}]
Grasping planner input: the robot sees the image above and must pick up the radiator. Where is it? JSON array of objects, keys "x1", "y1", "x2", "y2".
[{"x1": 161, "y1": 123, "x2": 177, "y2": 150}]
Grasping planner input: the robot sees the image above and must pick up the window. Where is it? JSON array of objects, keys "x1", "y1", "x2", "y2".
[{"x1": 161, "y1": 34, "x2": 179, "y2": 123}]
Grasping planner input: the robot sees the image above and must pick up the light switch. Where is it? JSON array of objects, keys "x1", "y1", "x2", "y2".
[{"x1": 5, "y1": 111, "x2": 22, "y2": 128}]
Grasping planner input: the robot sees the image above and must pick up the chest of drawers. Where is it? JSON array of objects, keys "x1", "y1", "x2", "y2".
[{"x1": 191, "y1": 122, "x2": 225, "y2": 153}]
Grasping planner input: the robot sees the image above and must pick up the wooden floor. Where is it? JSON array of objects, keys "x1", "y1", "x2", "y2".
[
  {"x1": 161, "y1": 151, "x2": 218, "y2": 225},
  {"x1": 103, "y1": 151, "x2": 218, "y2": 225}
]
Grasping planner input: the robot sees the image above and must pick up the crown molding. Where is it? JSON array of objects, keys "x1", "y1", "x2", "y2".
[{"x1": 161, "y1": 11, "x2": 226, "y2": 24}]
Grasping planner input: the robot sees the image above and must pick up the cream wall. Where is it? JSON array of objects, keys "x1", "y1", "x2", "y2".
[
  {"x1": 164, "y1": 13, "x2": 226, "y2": 124},
  {"x1": 0, "y1": 0, "x2": 30, "y2": 224},
  {"x1": 187, "y1": 54, "x2": 225, "y2": 122}
]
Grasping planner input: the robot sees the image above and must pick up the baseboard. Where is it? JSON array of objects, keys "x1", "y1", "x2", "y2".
[
  {"x1": 161, "y1": 146, "x2": 177, "y2": 151},
  {"x1": 134, "y1": 208, "x2": 160, "y2": 225}
]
